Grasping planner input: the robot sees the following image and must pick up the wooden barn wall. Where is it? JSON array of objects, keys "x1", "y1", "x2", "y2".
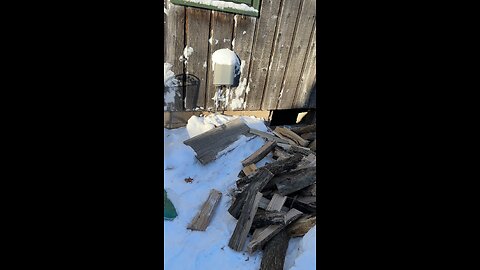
[{"x1": 164, "y1": 0, "x2": 316, "y2": 111}]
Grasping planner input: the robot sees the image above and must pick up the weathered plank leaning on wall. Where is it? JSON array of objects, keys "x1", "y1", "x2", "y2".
[{"x1": 164, "y1": 0, "x2": 316, "y2": 112}]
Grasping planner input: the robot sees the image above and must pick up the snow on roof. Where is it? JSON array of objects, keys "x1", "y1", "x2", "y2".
[
  {"x1": 212, "y1": 48, "x2": 239, "y2": 68},
  {"x1": 181, "y1": 0, "x2": 258, "y2": 12}
]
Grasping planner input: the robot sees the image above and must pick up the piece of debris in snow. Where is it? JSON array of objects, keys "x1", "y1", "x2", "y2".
[
  {"x1": 183, "y1": 117, "x2": 251, "y2": 165},
  {"x1": 184, "y1": 177, "x2": 194, "y2": 183},
  {"x1": 187, "y1": 189, "x2": 222, "y2": 231},
  {"x1": 164, "y1": 189, "x2": 178, "y2": 220}
]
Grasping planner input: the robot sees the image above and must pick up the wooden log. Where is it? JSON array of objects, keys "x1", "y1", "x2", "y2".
[
  {"x1": 290, "y1": 124, "x2": 316, "y2": 135},
  {"x1": 296, "y1": 153, "x2": 316, "y2": 169},
  {"x1": 249, "y1": 128, "x2": 291, "y2": 144},
  {"x1": 229, "y1": 168, "x2": 274, "y2": 219},
  {"x1": 272, "y1": 130, "x2": 298, "y2": 146},
  {"x1": 242, "y1": 163, "x2": 257, "y2": 176},
  {"x1": 274, "y1": 127, "x2": 310, "y2": 147},
  {"x1": 236, "y1": 167, "x2": 275, "y2": 191},
  {"x1": 184, "y1": 118, "x2": 250, "y2": 164},
  {"x1": 251, "y1": 193, "x2": 287, "y2": 241},
  {"x1": 277, "y1": 143, "x2": 315, "y2": 156},
  {"x1": 241, "y1": 141, "x2": 276, "y2": 166},
  {"x1": 228, "y1": 192, "x2": 263, "y2": 251},
  {"x1": 285, "y1": 196, "x2": 316, "y2": 214},
  {"x1": 247, "y1": 208, "x2": 303, "y2": 254},
  {"x1": 252, "y1": 209, "x2": 285, "y2": 229},
  {"x1": 262, "y1": 153, "x2": 304, "y2": 175},
  {"x1": 287, "y1": 215, "x2": 316, "y2": 238},
  {"x1": 276, "y1": 167, "x2": 316, "y2": 196},
  {"x1": 300, "y1": 132, "x2": 316, "y2": 141},
  {"x1": 298, "y1": 183, "x2": 316, "y2": 197},
  {"x1": 309, "y1": 139, "x2": 316, "y2": 152},
  {"x1": 263, "y1": 167, "x2": 316, "y2": 192},
  {"x1": 187, "y1": 189, "x2": 222, "y2": 231},
  {"x1": 272, "y1": 146, "x2": 292, "y2": 160},
  {"x1": 259, "y1": 230, "x2": 290, "y2": 270},
  {"x1": 258, "y1": 196, "x2": 289, "y2": 212}
]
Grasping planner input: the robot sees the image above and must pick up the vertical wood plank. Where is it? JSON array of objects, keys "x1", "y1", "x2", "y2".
[
  {"x1": 225, "y1": 14, "x2": 256, "y2": 111},
  {"x1": 185, "y1": 7, "x2": 211, "y2": 110},
  {"x1": 244, "y1": 0, "x2": 282, "y2": 111},
  {"x1": 277, "y1": 0, "x2": 316, "y2": 109},
  {"x1": 260, "y1": 0, "x2": 302, "y2": 110},
  {"x1": 165, "y1": 0, "x2": 185, "y2": 75},
  {"x1": 293, "y1": 24, "x2": 316, "y2": 109},
  {"x1": 205, "y1": 11, "x2": 235, "y2": 111}
]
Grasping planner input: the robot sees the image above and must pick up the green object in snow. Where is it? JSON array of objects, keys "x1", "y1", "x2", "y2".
[{"x1": 164, "y1": 189, "x2": 177, "y2": 220}]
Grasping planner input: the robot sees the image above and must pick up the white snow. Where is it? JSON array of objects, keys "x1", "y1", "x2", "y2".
[
  {"x1": 212, "y1": 48, "x2": 240, "y2": 71},
  {"x1": 203, "y1": 61, "x2": 207, "y2": 68},
  {"x1": 164, "y1": 115, "x2": 315, "y2": 270},
  {"x1": 183, "y1": 46, "x2": 194, "y2": 62},
  {"x1": 179, "y1": 0, "x2": 258, "y2": 12},
  {"x1": 164, "y1": 63, "x2": 175, "y2": 84},
  {"x1": 243, "y1": 31, "x2": 247, "y2": 35}
]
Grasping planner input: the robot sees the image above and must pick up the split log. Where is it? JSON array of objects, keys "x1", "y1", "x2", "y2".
[
  {"x1": 259, "y1": 230, "x2": 290, "y2": 270},
  {"x1": 275, "y1": 167, "x2": 316, "y2": 196},
  {"x1": 241, "y1": 141, "x2": 276, "y2": 166},
  {"x1": 228, "y1": 192, "x2": 263, "y2": 251},
  {"x1": 300, "y1": 132, "x2": 316, "y2": 141},
  {"x1": 263, "y1": 167, "x2": 316, "y2": 192},
  {"x1": 249, "y1": 128, "x2": 291, "y2": 144},
  {"x1": 309, "y1": 139, "x2": 316, "y2": 152},
  {"x1": 274, "y1": 127, "x2": 310, "y2": 147},
  {"x1": 187, "y1": 189, "x2": 222, "y2": 231},
  {"x1": 277, "y1": 143, "x2": 315, "y2": 156},
  {"x1": 296, "y1": 154, "x2": 316, "y2": 169},
  {"x1": 287, "y1": 215, "x2": 316, "y2": 238},
  {"x1": 228, "y1": 168, "x2": 274, "y2": 219},
  {"x1": 236, "y1": 167, "x2": 276, "y2": 191},
  {"x1": 258, "y1": 196, "x2": 289, "y2": 212},
  {"x1": 272, "y1": 130, "x2": 298, "y2": 146},
  {"x1": 290, "y1": 124, "x2": 316, "y2": 135},
  {"x1": 298, "y1": 183, "x2": 316, "y2": 197},
  {"x1": 286, "y1": 196, "x2": 316, "y2": 214},
  {"x1": 252, "y1": 209, "x2": 285, "y2": 229},
  {"x1": 242, "y1": 163, "x2": 257, "y2": 176},
  {"x1": 272, "y1": 146, "x2": 292, "y2": 160},
  {"x1": 247, "y1": 208, "x2": 303, "y2": 254},
  {"x1": 262, "y1": 153, "x2": 304, "y2": 175}
]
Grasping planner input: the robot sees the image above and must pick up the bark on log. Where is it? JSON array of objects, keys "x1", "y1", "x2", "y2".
[
  {"x1": 228, "y1": 192, "x2": 263, "y2": 251},
  {"x1": 285, "y1": 196, "x2": 316, "y2": 214},
  {"x1": 290, "y1": 124, "x2": 316, "y2": 135},
  {"x1": 259, "y1": 230, "x2": 290, "y2": 270},
  {"x1": 276, "y1": 167, "x2": 316, "y2": 196},
  {"x1": 272, "y1": 146, "x2": 292, "y2": 160},
  {"x1": 252, "y1": 209, "x2": 285, "y2": 229},
  {"x1": 309, "y1": 139, "x2": 316, "y2": 152},
  {"x1": 228, "y1": 168, "x2": 274, "y2": 219},
  {"x1": 298, "y1": 183, "x2": 316, "y2": 197}
]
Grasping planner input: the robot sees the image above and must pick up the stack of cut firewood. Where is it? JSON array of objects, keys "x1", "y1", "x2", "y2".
[{"x1": 227, "y1": 123, "x2": 316, "y2": 270}]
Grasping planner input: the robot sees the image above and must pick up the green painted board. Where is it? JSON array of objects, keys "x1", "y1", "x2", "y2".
[{"x1": 164, "y1": 189, "x2": 178, "y2": 220}]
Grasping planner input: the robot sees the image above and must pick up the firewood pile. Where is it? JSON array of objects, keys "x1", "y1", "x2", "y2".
[{"x1": 227, "y1": 123, "x2": 317, "y2": 270}]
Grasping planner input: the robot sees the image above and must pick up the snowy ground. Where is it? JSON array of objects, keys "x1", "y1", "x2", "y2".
[{"x1": 164, "y1": 114, "x2": 316, "y2": 270}]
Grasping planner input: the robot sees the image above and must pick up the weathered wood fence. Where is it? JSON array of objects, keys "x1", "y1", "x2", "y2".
[{"x1": 164, "y1": 0, "x2": 316, "y2": 111}]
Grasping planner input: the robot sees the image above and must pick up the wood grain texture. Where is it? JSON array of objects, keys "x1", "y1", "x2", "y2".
[
  {"x1": 183, "y1": 118, "x2": 250, "y2": 164},
  {"x1": 259, "y1": 230, "x2": 290, "y2": 270},
  {"x1": 247, "y1": 208, "x2": 303, "y2": 254},
  {"x1": 274, "y1": 127, "x2": 310, "y2": 147},
  {"x1": 249, "y1": 129, "x2": 291, "y2": 144},
  {"x1": 287, "y1": 215, "x2": 316, "y2": 238},
  {"x1": 293, "y1": 24, "x2": 316, "y2": 109},
  {"x1": 244, "y1": 0, "x2": 282, "y2": 110},
  {"x1": 187, "y1": 189, "x2": 222, "y2": 231},
  {"x1": 206, "y1": 11, "x2": 235, "y2": 111},
  {"x1": 226, "y1": 14, "x2": 256, "y2": 111},
  {"x1": 278, "y1": 0, "x2": 316, "y2": 109},
  {"x1": 185, "y1": 7, "x2": 211, "y2": 110},
  {"x1": 228, "y1": 192, "x2": 263, "y2": 251},
  {"x1": 275, "y1": 167, "x2": 316, "y2": 196},
  {"x1": 261, "y1": 0, "x2": 302, "y2": 110},
  {"x1": 290, "y1": 123, "x2": 316, "y2": 135},
  {"x1": 251, "y1": 193, "x2": 287, "y2": 241},
  {"x1": 165, "y1": 0, "x2": 185, "y2": 75},
  {"x1": 241, "y1": 140, "x2": 276, "y2": 166},
  {"x1": 242, "y1": 163, "x2": 257, "y2": 176}
]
